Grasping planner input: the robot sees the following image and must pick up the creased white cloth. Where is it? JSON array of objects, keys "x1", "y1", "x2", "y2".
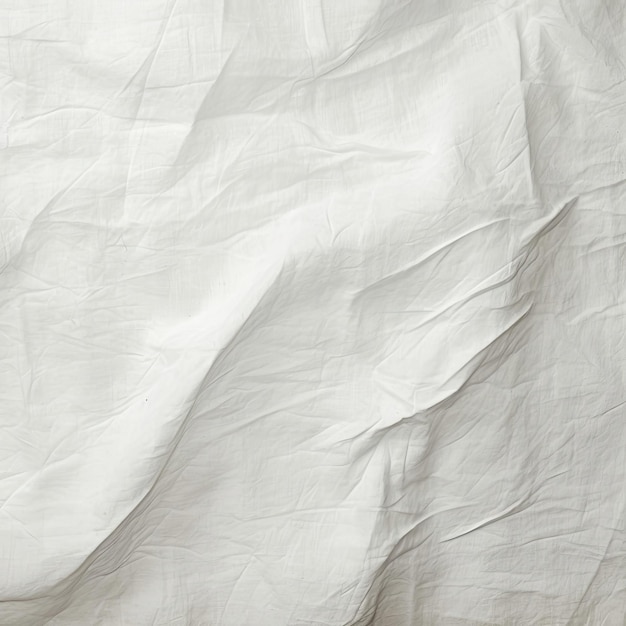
[{"x1": 1, "y1": 0, "x2": 625, "y2": 624}]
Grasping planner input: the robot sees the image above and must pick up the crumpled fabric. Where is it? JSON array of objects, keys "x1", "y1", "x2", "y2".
[{"x1": 0, "y1": 0, "x2": 625, "y2": 624}]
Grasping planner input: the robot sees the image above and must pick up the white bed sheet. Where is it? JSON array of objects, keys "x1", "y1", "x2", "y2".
[{"x1": 1, "y1": 1, "x2": 625, "y2": 624}]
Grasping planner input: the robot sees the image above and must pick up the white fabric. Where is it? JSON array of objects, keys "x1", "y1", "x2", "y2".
[{"x1": 1, "y1": 0, "x2": 625, "y2": 624}]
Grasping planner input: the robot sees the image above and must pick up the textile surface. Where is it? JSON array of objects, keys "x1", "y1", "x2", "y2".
[{"x1": 1, "y1": 1, "x2": 625, "y2": 624}]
